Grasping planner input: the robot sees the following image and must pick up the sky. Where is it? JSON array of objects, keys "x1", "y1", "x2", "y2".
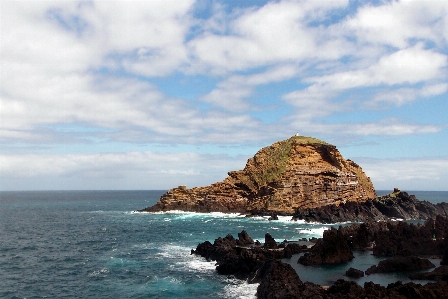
[{"x1": 1, "y1": 0, "x2": 447, "y2": 191}]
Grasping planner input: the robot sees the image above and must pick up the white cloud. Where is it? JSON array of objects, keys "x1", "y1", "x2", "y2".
[
  {"x1": 1, "y1": 0, "x2": 448, "y2": 192},
  {"x1": 287, "y1": 118, "x2": 440, "y2": 138},
  {"x1": 201, "y1": 65, "x2": 299, "y2": 111},
  {"x1": 359, "y1": 157, "x2": 448, "y2": 191},
  {"x1": 0, "y1": 151, "x2": 248, "y2": 190},
  {"x1": 188, "y1": 0, "x2": 349, "y2": 73},
  {"x1": 344, "y1": 0, "x2": 448, "y2": 48},
  {"x1": 309, "y1": 44, "x2": 447, "y2": 89},
  {"x1": 367, "y1": 83, "x2": 448, "y2": 108}
]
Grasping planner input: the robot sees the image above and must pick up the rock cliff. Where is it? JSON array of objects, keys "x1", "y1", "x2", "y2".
[{"x1": 141, "y1": 135, "x2": 376, "y2": 214}]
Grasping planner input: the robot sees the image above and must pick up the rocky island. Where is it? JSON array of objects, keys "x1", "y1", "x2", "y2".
[
  {"x1": 141, "y1": 135, "x2": 376, "y2": 215},
  {"x1": 140, "y1": 135, "x2": 448, "y2": 221}
]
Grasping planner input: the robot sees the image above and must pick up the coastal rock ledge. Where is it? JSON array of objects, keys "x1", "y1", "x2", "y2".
[{"x1": 141, "y1": 135, "x2": 376, "y2": 214}]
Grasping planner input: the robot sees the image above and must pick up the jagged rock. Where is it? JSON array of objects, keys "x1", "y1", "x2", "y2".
[
  {"x1": 326, "y1": 279, "x2": 366, "y2": 298},
  {"x1": 409, "y1": 265, "x2": 448, "y2": 281},
  {"x1": 263, "y1": 233, "x2": 278, "y2": 250},
  {"x1": 298, "y1": 227, "x2": 354, "y2": 266},
  {"x1": 345, "y1": 267, "x2": 364, "y2": 278},
  {"x1": 372, "y1": 216, "x2": 448, "y2": 257},
  {"x1": 255, "y1": 260, "x2": 304, "y2": 299},
  {"x1": 192, "y1": 231, "x2": 295, "y2": 279},
  {"x1": 365, "y1": 256, "x2": 435, "y2": 275},
  {"x1": 292, "y1": 190, "x2": 448, "y2": 223},
  {"x1": 236, "y1": 230, "x2": 254, "y2": 246},
  {"x1": 386, "y1": 281, "x2": 448, "y2": 299},
  {"x1": 140, "y1": 136, "x2": 376, "y2": 214}
]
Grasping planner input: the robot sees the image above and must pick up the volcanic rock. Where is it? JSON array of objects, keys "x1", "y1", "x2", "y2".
[
  {"x1": 298, "y1": 226, "x2": 354, "y2": 266},
  {"x1": 365, "y1": 256, "x2": 435, "y2": 275},
  {"x1": 409, "y1": 265, "x2": 448, "y2": 281},
  {"x1": 255, "y1": 260, "x2": 304, "y2": 299},
  {"x1": 345, "y1": 267, "x2": 364, "y2": 278},
  {"x1": 263, "y1": 233, "x2": 278, "y2": 250},
  {"x1": 293, "y1": 190, "x2": 448, "y2": 223},
  {"x1": 141, "y1": 136, "x2": 376, "y2": 214},
  {"x1": 372, "y1": 216, "x2": 448, "y2": 257},
  {"x1": 191, "y1": 231, "x2": 301, "y2": 279}
]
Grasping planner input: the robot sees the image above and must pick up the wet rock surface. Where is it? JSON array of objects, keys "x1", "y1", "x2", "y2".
[
  {"x1": 192, "y1": 217, "x2": 448, "y2": 298},
  {"x1": 345, "y1": 267, "x2": 364, "y2": 278},
  {"x1": 191, "y1": 230, "x2": 302, "y2": 279},
  {"x1": 298, "y1": 226, "x2": 354, "y2": 266},
  {"x1": 365, "y1": 256, "x2": 435, "y2": 275}
]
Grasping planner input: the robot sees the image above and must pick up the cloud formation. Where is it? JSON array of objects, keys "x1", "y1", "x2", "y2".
[{"x1": 1, "y1": 0, "x2": 447, "y2": 190}]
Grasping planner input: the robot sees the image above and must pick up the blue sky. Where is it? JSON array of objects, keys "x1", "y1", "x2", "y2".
[{"x1": 1, "y1": 0, "x2": 447, "y2": 191}]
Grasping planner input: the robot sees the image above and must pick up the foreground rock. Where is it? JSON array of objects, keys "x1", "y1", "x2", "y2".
[
  {"x1": 194, "y1": 226, "x2": 448, "y2": 298},
  {"x1": 191, "y1": 231, "x2": 303, "y2": 279},
  {"x1": 293, "y1": 189, "x2": 448, "y2": 223},
  {"x1": 409, "y1": 265, "x2": 448, "y2": 281},
  {"x1": 366, "y1": 256, "x2": 435, "y2": 275},
  {"x1": 255, "y1": 260, "x2": 305, "y2": 299},
  {"x1": 141, "y1": 135, "x2": 376, "y2": 214}
]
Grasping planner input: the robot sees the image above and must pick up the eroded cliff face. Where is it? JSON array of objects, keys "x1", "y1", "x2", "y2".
[{"x1": 142, "y1": 136, "x2": 376, "y2": 214}]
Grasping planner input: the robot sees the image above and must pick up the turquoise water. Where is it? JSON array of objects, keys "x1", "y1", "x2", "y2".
[{"x1": 1, "y1": 190, "x2": 446, "y2": 298}]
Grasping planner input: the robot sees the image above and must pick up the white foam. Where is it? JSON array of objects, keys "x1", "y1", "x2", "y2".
[
  {"x1": 296, "y1": 227, "x2": 326, "y2": 237},
  {"x1": 155, "y1": 244, "x2": 191, "y2": 258},
  {"x1": 184, "y1": 257, "x2": 216, "y2": 273},
  {"x1": 222, "y1": 278, "x2": 258, "y2": 299}
]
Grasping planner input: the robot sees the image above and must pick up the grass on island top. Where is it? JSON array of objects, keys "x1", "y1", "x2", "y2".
[{"x1": 248, "y1": 135, "x2": 330, "y2": 188}]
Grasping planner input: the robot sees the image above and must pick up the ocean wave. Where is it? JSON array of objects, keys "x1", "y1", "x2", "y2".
[
  {"x1": 295, "y1": 227, "x2": 327, "y2": 237},
  {"x1": 221, "y1": 278, "x2": 258, "y2": 299},
  {"x1": 184, "y1": 257, "x2": 216, "y2": 273}
]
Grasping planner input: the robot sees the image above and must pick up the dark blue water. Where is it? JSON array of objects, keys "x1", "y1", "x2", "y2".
[{"x1": 1, "y1": 190, "x2": 446, "y2": 299}]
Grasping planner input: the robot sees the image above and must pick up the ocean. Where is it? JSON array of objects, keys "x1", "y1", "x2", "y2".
[{"x1": 1, "y1": 190, "x2": 447, "y2": 299}]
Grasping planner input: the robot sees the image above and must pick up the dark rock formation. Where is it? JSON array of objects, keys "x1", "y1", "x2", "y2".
[
  {"x1": 409, "y1": 265, "x2": 448, "y2": 281},
  {"x1": 326, "y1": 279, "x2": 366, "y2": 298},
  {"x1": 237, "y1": 230, "x2": 254, "y2": 246},
  {"x1": 327, "y1": 280, "x2": 448, "y2": 299},
  {"x1": 263, "y1": 233, "x2": 278, "y2": 250},
  {"x1": 345, "y1": 267, "x2": 364, "y2": 278},
  {"x1": 140, "y1": 136, "x2": 376, "y2": 214},
  {"x1": 191, "y1": 230, "x2": 302, "y2": 279},
  {"x1": 298, "y1": 226, "x2": 354, "y2": 266},
  {"x1": 255, "y1": 260, "x2": 304, "y2": 299},
  {"x1": 193, "y1": 228, "x2": 448, "y2": 299},
  {"x1": 372, "y1": 216, "x2": 448, "y2": 257},
  {"x1": 293, "y1": 190, "x2": 448, "y2": 223},
  {"x1": 365, "y1": 256, "x2": 435, "y2": 275}
]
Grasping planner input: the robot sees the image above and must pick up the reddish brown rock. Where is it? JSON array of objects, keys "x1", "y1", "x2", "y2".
[{"x1": 141, "y1": 136, "x2": 376, "y2": 214}]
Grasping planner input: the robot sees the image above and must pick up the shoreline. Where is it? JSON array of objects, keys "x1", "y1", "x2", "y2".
[{"x1": 191, "y1": 217, "x2": 448, "y2": 298}]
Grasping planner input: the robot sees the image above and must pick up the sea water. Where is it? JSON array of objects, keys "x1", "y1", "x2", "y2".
[{"x1": 0, "y1": 190, "x2": 446, "y2": 299}]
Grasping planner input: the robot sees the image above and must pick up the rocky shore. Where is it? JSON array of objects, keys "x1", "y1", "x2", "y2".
[
  {"x1": 192, "y1": 217, "x2": 448, "y2": 299},
  {"x1": 292, "y1": 189, "x2": 448, "y2": 223}
]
